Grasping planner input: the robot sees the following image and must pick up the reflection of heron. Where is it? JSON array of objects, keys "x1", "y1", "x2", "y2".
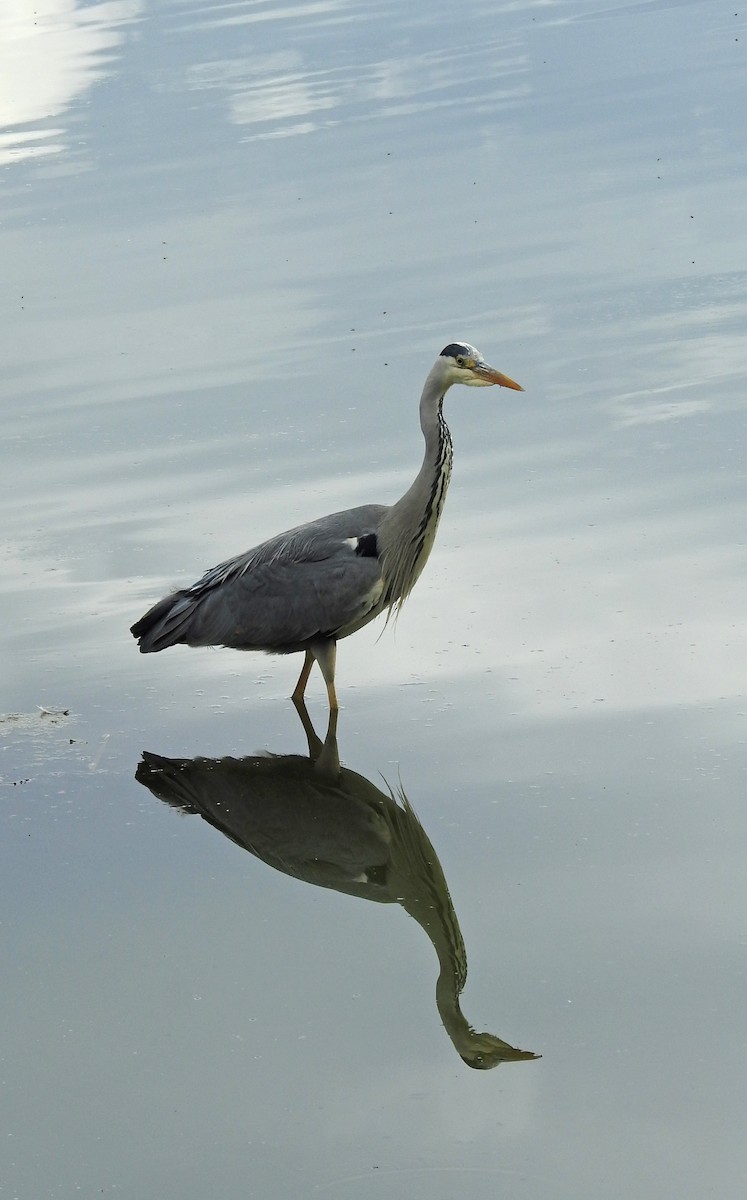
[
  {"x1": 131, "y1": 344, "x2": 522, "y2": 709},
  {"x1": 136, "y1": 704, "x2": 538, "y2": 1069}
]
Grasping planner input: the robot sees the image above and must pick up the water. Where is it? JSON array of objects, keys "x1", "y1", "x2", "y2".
[{"x1": 2, "y1": 1, "x2": 746, "y2": 1197}]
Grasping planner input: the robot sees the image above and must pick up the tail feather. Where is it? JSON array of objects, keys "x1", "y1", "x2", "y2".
[{"x1": 131, "y1": 590, "x2": 196, "y2": 653}]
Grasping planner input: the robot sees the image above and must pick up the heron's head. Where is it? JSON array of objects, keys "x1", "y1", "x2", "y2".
[{"x1": 438, "y1": 342, "x2": 524, "y2": 392}]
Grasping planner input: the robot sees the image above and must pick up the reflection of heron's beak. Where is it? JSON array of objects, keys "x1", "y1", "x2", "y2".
[{"x1": 473, "y1": 362, "x2": 524, "y2": 391}]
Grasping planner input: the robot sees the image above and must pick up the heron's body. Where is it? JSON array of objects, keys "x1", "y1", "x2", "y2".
[
  {"x1": 133, "y1": 505, "x2": 389, "y2": 655},
  {"x1": 131, "y1": 343, "x2": 522, "y2": 707}
]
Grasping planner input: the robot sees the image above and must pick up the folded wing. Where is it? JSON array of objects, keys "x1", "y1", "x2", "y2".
[{"x1": 131, "y1": 504, "x2": 388, "y2": 654}]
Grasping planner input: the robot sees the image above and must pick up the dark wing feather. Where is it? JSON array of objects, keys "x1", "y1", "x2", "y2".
[{"x1": 132, "y1": 504, "x2": 388, "y2": 654}]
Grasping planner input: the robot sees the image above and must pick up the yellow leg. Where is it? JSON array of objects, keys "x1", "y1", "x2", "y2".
[
  {"x1": 309, "y1": 640, "x2": 339, "y2": 712},
  {"x1": 291, "y1": 649, "x2": 314, "y2": 704}
]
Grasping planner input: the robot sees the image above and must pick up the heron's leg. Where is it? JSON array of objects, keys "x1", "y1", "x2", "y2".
[
  {"x1": 309, "y1": 639, "x2": 339, "y2": 712},
  {"x1": 291, "y1": 649, "x2": 314, "y2": 705}
]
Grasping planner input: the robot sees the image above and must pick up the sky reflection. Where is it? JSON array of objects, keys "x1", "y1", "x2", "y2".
[
  {"x1": 182, "y1": 36, "x2": 528, "y2": 138},
  {"x1": 0, "y1": 0, "x2": 141, "y2": 166}
]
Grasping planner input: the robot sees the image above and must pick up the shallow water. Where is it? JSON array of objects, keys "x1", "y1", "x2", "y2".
[{"x1": 2, "y1": 1, "x2": 746, "y2": 1197}]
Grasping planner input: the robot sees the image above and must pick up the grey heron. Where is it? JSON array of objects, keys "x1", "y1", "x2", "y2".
[{"x1": 131, "y1": 342, "x2": 523, "y2": 708}]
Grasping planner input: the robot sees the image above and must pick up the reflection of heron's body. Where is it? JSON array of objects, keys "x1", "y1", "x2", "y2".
[
  {"x1": 131, "y1": 344, "x2": 522, "y2": 709},
  {"x1": 137, "y1": 705, "x2": 538, "y2": 1069}
]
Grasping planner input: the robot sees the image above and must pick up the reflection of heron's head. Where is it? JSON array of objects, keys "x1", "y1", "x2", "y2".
[
  {"x1": 460, "y1": 1032, "x2": 541, "y2": 1070},
  {"x1": 462, "y1": 1054, "x2": 492, "y2": 1070}
]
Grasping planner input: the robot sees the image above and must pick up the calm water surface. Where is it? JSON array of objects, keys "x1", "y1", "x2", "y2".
[{"x1": 2, "y1": 1, "x2": 746, "y2": 1197}]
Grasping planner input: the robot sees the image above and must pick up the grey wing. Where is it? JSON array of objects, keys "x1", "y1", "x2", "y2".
[{"x1": 133, "y1": 504, "x2": 388, "y2": 653}]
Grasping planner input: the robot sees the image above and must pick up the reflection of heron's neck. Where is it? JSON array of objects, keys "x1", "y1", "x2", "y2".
[
  {"x1": 404, "y1": 866, "x2": 529, "y2": 1067},
  {"x1": 434, "y1": 960, "x2": 473, "y2": 1050},
  {"x1": 400, "y1": 875, "x2": 473, "y2": 1057}
]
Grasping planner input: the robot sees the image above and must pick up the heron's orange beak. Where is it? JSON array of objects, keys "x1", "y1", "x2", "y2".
[{"x1": 474, "y1": 362, "x2": 524, "y2": 391}]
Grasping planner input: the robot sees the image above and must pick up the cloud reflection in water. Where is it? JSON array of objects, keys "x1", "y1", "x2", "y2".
[
  {"x1": 0, "y1": 0, "x2": 141, "y2": 166},
  {"x1": 182, "y1": 33, "x2": 528, "y2": 139}
]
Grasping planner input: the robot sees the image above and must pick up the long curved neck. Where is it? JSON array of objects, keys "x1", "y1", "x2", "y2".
[{"x1": 379, "y1": 370, "x2": 453, "y2": 608}]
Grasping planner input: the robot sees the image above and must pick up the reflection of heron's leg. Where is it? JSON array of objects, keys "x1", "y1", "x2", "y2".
[
  {"x1": 291, "y1": 650, "x2": 314, "y2": 705},
  {"x1": 291, "y1": 695, "x2": 340, "y2": 778},
  {"x1": 292, "y1": 694, "x2": 324, "y2": 759},
  {"x1": 316, "y1": 708, "x2": 340, "y2": 778}
]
